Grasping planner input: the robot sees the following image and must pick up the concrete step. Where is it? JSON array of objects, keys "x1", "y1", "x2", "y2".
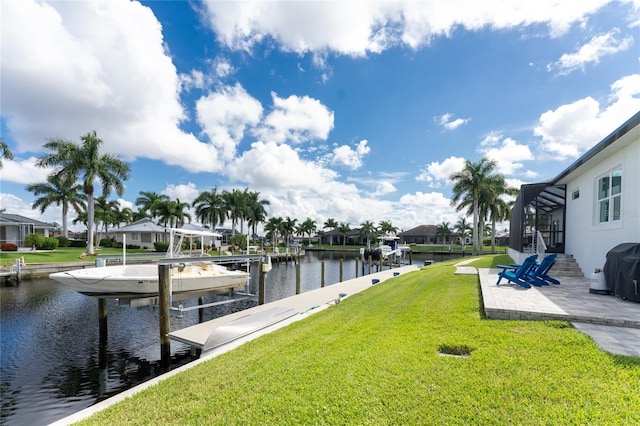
[{"x1": 551, "y1": 254, "x2": 584, "y2": 277}]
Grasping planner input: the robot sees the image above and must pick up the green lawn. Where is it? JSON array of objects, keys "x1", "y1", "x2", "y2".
[
  {"x1": 0, "y1": 247, "x2": 151, "y2": 266},
  {"x1": 76, "y1": 256, "x2": 640, "y2": 425}
]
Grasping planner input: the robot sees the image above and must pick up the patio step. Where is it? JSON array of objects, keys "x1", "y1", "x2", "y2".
[{"x1": 551, "y1": 254, "x2": 584, "y2": 277}]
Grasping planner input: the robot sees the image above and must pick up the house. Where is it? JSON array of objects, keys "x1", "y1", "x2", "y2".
[
  {"x1": 509, "y1": 111, "x2": 640, "y2": 276},
  {"x1": 0, "y1": 213, "x2": 56, "y2": 247},
  {"x1": 399, "y1": 225, "x2": 439, "y2": 244},
  {"x1": 319, "y1": 228, "x2": 368, "y2": 245},
  {"x1": 112, "y1": 218, "x2": 169, "y2": 250}
]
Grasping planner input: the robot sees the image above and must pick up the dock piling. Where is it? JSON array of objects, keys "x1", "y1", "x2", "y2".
[
  {"x1": 321, "y1": 261, "x2": 325, "y2": 288},
  {"x1": 259, "y1": 261, "x2": 266, "y2": 305},
  {"x1": 158, "y1": 264, "x2": 171, "y2": 367},
  {"x1": 98, "y1": 298, "x2": 107, "y2": 344},
  {"x1": 339, "y1": 259, "x2": 344, "y2": 282},
  {"x1": 295, "y1": 264, "x2": 301, "y2": 294}
]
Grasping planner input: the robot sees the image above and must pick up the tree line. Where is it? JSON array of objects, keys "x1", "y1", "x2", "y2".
[{"x1": 6, "y1": 131, "x2": 516, "y2": 255}]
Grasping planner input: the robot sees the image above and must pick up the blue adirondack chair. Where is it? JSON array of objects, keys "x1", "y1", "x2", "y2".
[
  {"x1": 496, "y1": 255, "x2": 538, "y2": 288},
  {"x1": 528, "y1": 254, "x2": 560, "y2": 286}
]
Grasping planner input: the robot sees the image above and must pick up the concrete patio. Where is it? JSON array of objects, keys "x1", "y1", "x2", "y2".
[{"x1": 477, "y1": 267, "x2": 640, "y2": 357}]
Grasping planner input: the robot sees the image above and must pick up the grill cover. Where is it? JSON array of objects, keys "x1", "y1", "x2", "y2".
[{"x1": 604, "y1": 243, "x2": 640, "y2": 302}]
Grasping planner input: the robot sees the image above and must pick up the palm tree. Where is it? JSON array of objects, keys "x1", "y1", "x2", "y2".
[
  {"x1": 192, "y1": 187, "x2": 226, "y2": 230},
  {"x1": 281, "y1": 216, "x2": 298, "y2": 247},
  {"x1": 223, "y1": 188, "x2": 249, "y2": 236},
  {"x1": 435, "y1": 221, "x2": 452, "y2": 245},
  {"x1": 156, "y1": 198, "x2": 192, "y2": 228},
  {"x1": 94, "y1": 195, "x2": 119, "y2": 241},
  {"x1": 246, "y1": 190, "x2": 270, "y2": 239},
  {"x1": 264, "y1": 216, "x2": 284, "y2": 249},
  {"x1": 453, "y1": 217, "x2": 472, "y2": 250},
  {"x1": 26, "y1": 174, "x2": 86, "y2": 238},
  {"x1": 135, "y1": 191, "x2": 169, "y2": 219},
  {"x1": 36, "y1": 131, "x2": 130, "y2": 254},
  {"x1": 378, "y1": 220, "x2": 398, "y2": 237},
  {"x1": 450, "y1": 157, "x2": 502, "y2": 255},
  {"x1": 337, "y1": 222, "x2": 351, "y2": 246},
  {"x1": 485, "y1": 187, "x2": 516, "y2": 252},
  {"x1": 300, "y1": 217, "x2": 317, "y2": 245},
  {"x1": 359, "y1": 220, "x2": 377, "y2": 248},
  {"x1": 112, "y1": 206, "x2": 133, "y2": 228},
  {"x1": 323, "y1": 218, "x2": 338, "y2": 246},
  {"x1": 1, "y1": 137, "x2": 14, "y2": 169}
]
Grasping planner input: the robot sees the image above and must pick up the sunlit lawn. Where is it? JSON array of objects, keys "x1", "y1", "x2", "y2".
[{"x1": 77, "y1": 255, "x2": 640, "y2": 425}]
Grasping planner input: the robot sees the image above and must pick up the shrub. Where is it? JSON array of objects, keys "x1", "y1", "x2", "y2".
[
  {"x1": 99, "y1": 238, "x2": 112, "y2": 248},
  {"x1": 1, "y1": 243, "x2": 18, "y2": 251},
  {"x1": 154, "y1": 242, "x2": 170, "y2": 252},
  {"x1": 25, "y1": 233, "x2": 45, "y2": 249},
  {"x1": 69, "y1": 239, "x2": 86, "y2": 248},
  {"x1": 40, "y1": 237, "x2": 59, "y2": 250},
  {"x1": 126, "y1": 244, "x2": 141, "y2": 249},
  {"x1": 56, "y1": 236, "x2": 70, "y2": 247}
]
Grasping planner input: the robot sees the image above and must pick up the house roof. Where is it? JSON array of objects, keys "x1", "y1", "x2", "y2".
[
  {"x1": 552, "y1": 111, "x2": 640, "y2": 185},
  {"x1": 0, "y1": 213, "x2": 55, "y2": 228},
  {"x1": 399, "y1": 225, "x2": 438, "y2": 236},
  {"x1": 117, "y1": 218, "x2": 168, "y2": 233}
]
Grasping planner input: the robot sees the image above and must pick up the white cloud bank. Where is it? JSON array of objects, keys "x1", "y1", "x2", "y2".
[{"x1": 535, "y1": 74, "x2": 640, "y2": 158}]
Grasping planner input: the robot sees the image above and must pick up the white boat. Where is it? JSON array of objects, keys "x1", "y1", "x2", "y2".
[{"x1": 49, "y1": 228, "x2": 249, "y2": 298}]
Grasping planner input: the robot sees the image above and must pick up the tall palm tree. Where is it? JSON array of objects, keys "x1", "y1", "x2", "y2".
[
  {"x1": 453, "y1": 217, "x2": 472, "y2": 249},
  {"x1": 378, "y1": 220, "x2": 398, "y2": 237},
  {"x1": 223, "y1": 188, "x2": 250, "y2": 235},
  {"x1": 135, "y1": 191, "x2": 169, "y2": 219},
  {"x1": 112, "y1": 206, "x2": 133, "y2": 228},
  {"x1": 36, "y1": 131, "x2": 130, "y2": 254},
  {"x1": 192, "y1": 186, "x2": 226, "y2": 230},
  {"x1": 94, "y1": 195, "x2": 119, "y2": 241},
  {"x1": 435, "y1": 221, "x2": 452, "y2": 245},
  {"x1": 337, "y1": 222, "x2": 351, "y2": 246},
  {"x1": 264, "y1": 216, "x2": 284, "y2": 249},
  {"x1": 1, "y1": 137, "x2": 14, "y2": 169},
  {"x1": 359, "y1": 220, "x2": 377, "y2": 248},
  {"x1": 281, "y1": 216, "x2": 298, "y2": 247},
  {"x1": 450, "y1": 157, "x2": 501, "y2": 255},
  {"x1": 323, "y1": 218, "x2": 338, "y2": 246},
  {"x1": 156, "y1": 198, "x2": 192, "y2": 228},
  {"x1": 300, "y1": 217, "x2": 317, "y2": 245},
  {"x1": 246, "y1": 190, "x2": 270, "y2": 239},
  {"x1": 26, "y1": 174, "x2": 86, "y2": 238}
]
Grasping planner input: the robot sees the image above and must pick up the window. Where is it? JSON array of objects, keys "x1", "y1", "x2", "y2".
[
  {"x1": 131, "y1": 233, "x2": 139, "y2": 241},
  {"x1": 597, "y1": 168, "x2": 622, "y2": 223},
  {"x1": 571, "y1": 189, "x2": 580, "y2": 200}
]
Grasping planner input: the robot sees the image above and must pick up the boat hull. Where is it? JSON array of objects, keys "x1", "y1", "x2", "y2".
[{"x1": 49, "y1": 263, "x2": 248, "y2": 298}]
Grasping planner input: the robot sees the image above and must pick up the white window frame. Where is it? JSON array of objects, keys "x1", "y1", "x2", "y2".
[{"x1": 595, "y1": 168, "x2": 622, "y2": 224}]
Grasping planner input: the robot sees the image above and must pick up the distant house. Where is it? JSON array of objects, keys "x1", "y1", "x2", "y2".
[
  {"x1": 319, "y1": 228, "x2": 367, "y2": 245},
  {"x1": 0, "y1": 213, "x2": 56, "y2": 247},
  {"x1": 113, "y1": 218, "x2": 169, "y2": 250},
  {"x1": 399, "y1": 225, "x2": 439, "y2": 244},
  {"x1": 509, "y1": 111, "x2": 640, "y2": 276}
]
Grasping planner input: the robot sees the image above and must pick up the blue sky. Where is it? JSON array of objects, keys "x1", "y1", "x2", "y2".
[{"x1": 1, "y1": 0, "x2": 639, "y2": 233}]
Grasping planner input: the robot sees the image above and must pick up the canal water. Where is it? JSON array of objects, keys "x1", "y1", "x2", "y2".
[{"x1": 0, "y1": 250, "x2": 443, "y2": 425}]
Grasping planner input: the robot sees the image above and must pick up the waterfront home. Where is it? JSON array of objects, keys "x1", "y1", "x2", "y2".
[
  {"x1": 112, "y1": 218, "x2": 169, "y2": 249},
  {"x1": 508, "y1": 111, "x2": 640, "y2": 276},
  {"x1": 0, "y1": 213, "x2": 55, "y2": 247}
]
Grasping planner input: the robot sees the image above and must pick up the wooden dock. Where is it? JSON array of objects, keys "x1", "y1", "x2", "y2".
[{"x1": 168, "y1": 264, "x2": 419, "y2": 353}]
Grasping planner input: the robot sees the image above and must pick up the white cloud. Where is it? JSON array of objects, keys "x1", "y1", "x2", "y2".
[
  {"x1": 479, "y1": 136, "x2": 534, "y2": 176},
  {"x1": 253, "y1": 93, "x2": 335, "y2": 144},
  {"x1": 549, "y1": 28, "x2": 634, "y2": 75},
  {"x1": 535, "y1": 74, "x2": 640, "y2": 158},
  {"x1": 196, "y1": 83, "x2": 264, "y2": 162},
  {"x1": 331, "y1": 140, "x2": 371, "y2": 170},
  {"x1": 201, "y1": 0, "x2": 612, "y2": 57},
  {"x1": 374, "y1": 181, "x2": 397, "y2": 197},
  {"x1": 416, "y1": 156, "x2": 467, "y2": 188},
  {"x1": 1, "y1": 0, "x2": 224, "y2": 174},
  {"x1": 162, "y1": 182, "x2": 200, "y2": 203},
  {"x1": 398, "y1": 191, "x2": 459, "y2": 227},
  {"x1": 435, "y1": 113, "x2": 471, "y2": 130},
  {"x1": 0, "y1": 157, "x2": 51, "y2": 185}
]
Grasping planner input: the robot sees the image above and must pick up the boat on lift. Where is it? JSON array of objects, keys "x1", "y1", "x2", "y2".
[{"x1": 49, "y1": 228, "x2": 249, "y2": 298}]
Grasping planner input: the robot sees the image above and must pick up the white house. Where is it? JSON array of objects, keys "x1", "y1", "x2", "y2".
[
  {"x1": 113, "y1": 218, "x2": 169, "y2": 250},
  {"x1": 0, "y1": 213, "x2": 55, "y2": 247},
  {"x1": 509, "y1": 111, "x2": 640, "y2": 276}
]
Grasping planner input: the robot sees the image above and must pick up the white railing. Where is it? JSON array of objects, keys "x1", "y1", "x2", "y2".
[{"x1": 536, "y1": 230, "x2": 547, "y2": 254}]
